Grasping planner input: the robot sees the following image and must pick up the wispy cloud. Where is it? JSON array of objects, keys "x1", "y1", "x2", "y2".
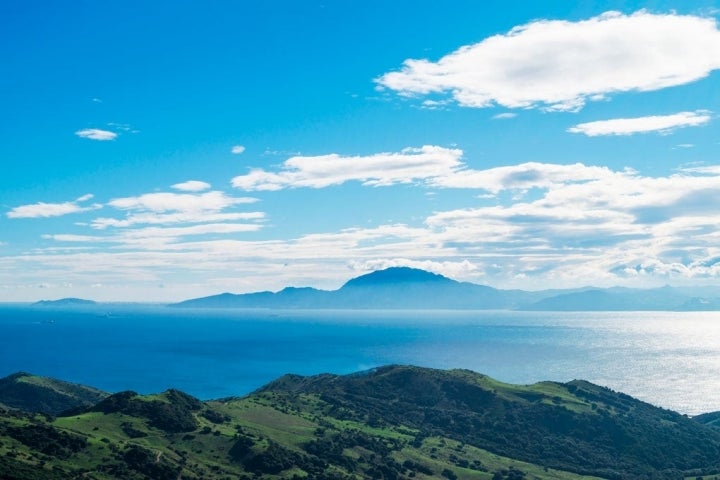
[
  {"x1": 348, "y1": 258, "x2": 479, "y2": 278},
  {"x1": 492, "y1": 112, "x2": 517, "y2": 120},
  {"x1": 231, "y1": 145, "x2": 463, "y2": 191},
  {"x1": 75, "y1": 128, "x2": 117, "y2": 141},
  {"x1": 89, "y1": 190, "x2": 262, "y2": 230},
  {"x1": 43, "y1": 222, "x2": 264, "y2": 249},
  {"x1": 171, "y1": 180, "x2": 212, "y2": 192},
  {"x1": 231, "y1": 145, "x2": 246, "y2": 154},
  {"x1": 377, "y1": 11, "x2": 720, "y2": 111},
  {"x1": 8, "y1": 195, "x2": 101, "y2": 219},
  {"x1": 108, "y1": 191, "x2": 257, "y2": 213},
  {"x1": 432, "y1": 162, "x2": 620, "y2": 193},
  {"x1": 568, "y1": 111, "x2": 712, "y2": 136},
  {"x1": 90, "y1": 212, "x2": 265, "y2": 229}
]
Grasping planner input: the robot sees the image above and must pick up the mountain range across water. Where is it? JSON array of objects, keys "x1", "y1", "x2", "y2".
[{"x1": 76, "y1": 267, "x2": 720, "y2": 311}]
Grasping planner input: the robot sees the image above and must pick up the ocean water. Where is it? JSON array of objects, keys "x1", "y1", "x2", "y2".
[{"x1": 1, "y1": 305, "x2": 719, "y2": 415}]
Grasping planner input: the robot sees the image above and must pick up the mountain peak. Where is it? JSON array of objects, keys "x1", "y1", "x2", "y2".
[{"x1": 341, "y1": 267, "x2": 456, "y2": 289}]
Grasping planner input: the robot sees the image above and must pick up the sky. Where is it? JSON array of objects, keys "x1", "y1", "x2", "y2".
[{"x1": 2, "y1": 0, "x2": 720, "y2": 302}]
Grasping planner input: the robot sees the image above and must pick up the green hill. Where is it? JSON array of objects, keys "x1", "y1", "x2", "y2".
[
  {"x1": 0, "y1": 372, "x2": 108, "y2": 416},
  {"x1": 1, "y1": 366, "x2": 719, "y2": 479}
]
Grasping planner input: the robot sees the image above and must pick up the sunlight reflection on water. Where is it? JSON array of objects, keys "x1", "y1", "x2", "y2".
[{"x1": 1, "y1": 306, "x2": 719, "y2": 415}]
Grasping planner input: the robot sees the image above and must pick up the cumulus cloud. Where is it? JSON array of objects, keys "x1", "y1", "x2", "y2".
[
  {"x1": 15, "y1": 160, "x2": 720, "y2": 299},
  {"x1": 231, "y1": 145, "x2": 246, "y2": 154},
  {"x1": 8, "y1": 194, "x2": 101, "y2": 219},
  {"x1": 13, "y1": 158, "x2": 720, "y2": 299},
  {"x1": 75, "y1": 128, "x2": 117, "y2": 141},
  {"x1": 377, "y1": 11, "x2": 720, "y2": 111},
  {"x1": 171, "y1": 180, "x2": 212, "y2": 192},
  {"x1": 231, "y1": 145, "x2": 464, "y2": 191},
  {"x1": 423, "y1": 165, "x2": 720, "y2": 286},
  {"x1": 568, "y1": 111, "x2": 712, "y2": 136}
]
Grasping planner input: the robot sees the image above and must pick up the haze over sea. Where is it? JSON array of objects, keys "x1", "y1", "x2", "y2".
[{"x1": 2, "y1": 304, "x2": 719, "y2": 416}]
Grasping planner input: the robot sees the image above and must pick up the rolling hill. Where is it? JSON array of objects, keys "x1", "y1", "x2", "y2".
[
  {"x1": 1, "y1": 366, "x2": 720, "y2": 479},
  {"x1": 0, "y1": 372, "x2": 108, "y2": 416}
]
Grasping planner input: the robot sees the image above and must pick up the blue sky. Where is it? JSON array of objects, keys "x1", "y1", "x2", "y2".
[{"x1": 3, "y1": 0, "x2": 720, "y2": 301}]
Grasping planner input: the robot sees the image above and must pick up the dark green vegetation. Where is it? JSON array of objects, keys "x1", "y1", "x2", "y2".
[
  {"x1": 0, "y1": 372, "x2": 108, "y2": 416},
  {"x1": 171, "y1": 267, "x2": 720, "y2": 311},
  {"x1": 1, "y1": 366, "x2": 720, "y2": 479}
]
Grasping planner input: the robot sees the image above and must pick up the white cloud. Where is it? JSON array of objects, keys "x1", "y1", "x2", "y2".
[
  {"x1": 231, "y1": 145, "x2": 464, "y2": 190},
  {"x1": 431, "y1": 161, "x2": 620, "y2": 193},
  {"x1": 231, "y1": 145, "x2": 246, "y2": 154},
  {"x1": 91, "y1": 211, "x2": 265, "y2": 229},
  {"x1": 42, "y1": 234, "x2": 105, "y2": 243},
  {"x1": 108, "y1": 191, "x2": 257, "y2": 214},
  {"x1": 85, "y1": 189, "x2": 264, "y2": 235},
  {"x1": 492, "y1": 112, "x2": 517, "y2": 120},
  {"x1": 348, "y1": 258, "x2": 479, "y2": 279},
  {"x1": 75, "y1": 128, "x2": 117, "y2": 141},
  {"x1": 46, "y1": 222, "x2": 264, "y2": 247},
  {"x1": 8, "y1": 194, "x2": 100, "y2": 219},
  {"x1": 118, "y1": 223, "x2": 262, "y2": 242},
  {"x1": 377, "y1": 11, "x2": 720, "y2": 111},
  {"x1": 171, "y1": 180, "x2": 211, "y2": 192},
  {"x1": 568, "y1": 111, "x2": 712, "y2": 136},
  {"x1": 422, "y1": 165, "x2": 720, "y2": 286},
  {"x1": 13, "y1": 159, "x2": 720, "y2": 299},
  {"x1": 420, "y1": 99, "x2": 450, "y2": 110}
]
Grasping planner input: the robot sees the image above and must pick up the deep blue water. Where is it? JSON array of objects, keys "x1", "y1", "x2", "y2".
[{"x1": 2, "y1": 305, "x2": 720, "y2": 415}]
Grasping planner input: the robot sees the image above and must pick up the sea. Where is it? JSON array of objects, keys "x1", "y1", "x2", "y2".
[{"x1": 1, "y1": 304, "x2": 719, "y2": 416}]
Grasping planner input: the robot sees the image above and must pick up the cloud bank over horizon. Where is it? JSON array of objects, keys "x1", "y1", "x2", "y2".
[{"x1": 8, "y1": 157, "x2": 720, "y2": 299}]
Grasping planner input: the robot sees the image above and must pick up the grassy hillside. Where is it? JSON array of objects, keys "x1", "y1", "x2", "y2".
[
  {"x1": 0, "y1": 372, "x2": 108, "y2": 416},
  {"x1": 1, "y1": 366, "x2": 719, "y2": 479}
]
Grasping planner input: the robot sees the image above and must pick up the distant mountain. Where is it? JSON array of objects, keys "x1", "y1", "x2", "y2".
[
  {"x1": 172, "y1": 266, "x2": 720, "y2": 311},
  {"x1": 676, "y1": 297, "x2": 720, "y2": 311},
  {"x1": 172, "y1": 286, "x2": 333, "y2": 309},
  {"x1": 694, "y1": 410, "x2": 720, "y2": 429},
  {"x1": 521, "y1": 286, "x2": 689, "y2": 311},
  {"x1": 2, "y1": 366, "x2": 720, "y2": 479},
  {"x1": 32, "y1": 297, "x2": 97, "y2": 307},
  {"x1": 172, "y1": 266, "x2": 530, "y2": 309},
  {"x1": 0, "y1": 372, "x2": 108, "y2": 415}
]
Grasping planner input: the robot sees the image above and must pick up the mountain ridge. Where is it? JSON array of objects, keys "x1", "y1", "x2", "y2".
[{"x1": 170, "y1": 266, "x2": 720, "y2": 311}]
